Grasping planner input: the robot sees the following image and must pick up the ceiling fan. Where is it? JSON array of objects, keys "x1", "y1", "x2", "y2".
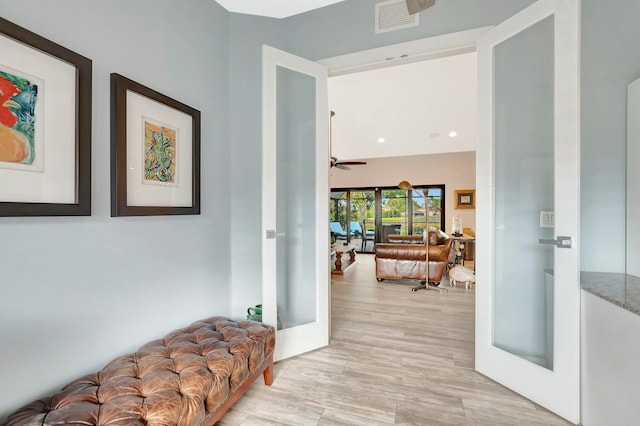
[
  {"x1": 405, "y1": 0, "x2": 436, "y2": 15},
  {"x1": 329, "y1": 111, "x2": 367, "y2": 170}
]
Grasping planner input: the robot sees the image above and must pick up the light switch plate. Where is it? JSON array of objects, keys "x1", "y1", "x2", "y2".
[{"x1": 540, "y1": 211, "x2": 554, "y2": 228}]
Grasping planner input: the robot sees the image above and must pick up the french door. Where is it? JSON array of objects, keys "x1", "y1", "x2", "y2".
[
  {"x1": 476, "y1": 0, "x2": 580, "y2": 423},
  {"x1": 262, "y1": 45, "x2": 330, "y2": 361}
]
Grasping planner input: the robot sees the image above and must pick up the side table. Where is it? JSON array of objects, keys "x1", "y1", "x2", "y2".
[{"x1": 331, "y1": 243, "x2": 357, "y2": 275}]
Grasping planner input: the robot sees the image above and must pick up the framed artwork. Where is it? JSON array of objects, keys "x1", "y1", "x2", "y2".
[
  {"x1": 110, "y1": 73, "x2": 201, "y2": 216},
  {"x1": 455, "y1": 189, "x2": 475, "y2": 209},
  {"x1": 0, "y1": 17, "x2": 92, "y2": 216}
]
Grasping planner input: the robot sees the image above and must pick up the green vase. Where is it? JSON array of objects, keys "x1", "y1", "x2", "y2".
[
  {"x1": 246, "y1": 304, "x2": 283, "y2": 330},
  {"x1": 246, "y1": 304, "x2": 262, "y2": 322}
]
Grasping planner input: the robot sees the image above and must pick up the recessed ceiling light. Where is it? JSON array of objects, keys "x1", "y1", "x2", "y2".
[
  {"x1": 429, "y1": 133, "x2": 440, "y2": 139},
  {"x1": 449, "y1": 131, "x2": 458, "y2": 138},
  {"x1": 377, "y1": 137, "x2": 385, "y2": 143}
]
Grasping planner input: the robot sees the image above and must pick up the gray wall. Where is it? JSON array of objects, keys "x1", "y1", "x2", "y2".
[
  {"x1": 228, "y1": 14, "x2": 284, "y2": 316},
  {"x1": 1, "y1": 0, "x2": 636, "y2": 419},
  {"x1": 283, "y1": 0, "x2": 534, "y2": 60},
  {"x1": 581, "y1": 0, "x2": 640, "y2": 272},
  {"x1": 227, "y1": 0, "x2": 537, "y2": 317},
  {"x1": 0, "y1": 0, "x2": 231, "y2": 419}
]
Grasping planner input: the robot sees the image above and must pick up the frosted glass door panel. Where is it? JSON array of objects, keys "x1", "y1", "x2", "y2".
[
  {"x1": 263, "y1": 45, "x2": 328, "y2": 361},
  {"x1": 476, "y1": 1, "x2": 579, "y2": 421},
  {"x1": 493, "y1": 16, "x2": 554, "y2": 369},
  {"x1": 275, "y1": 66, "x2": 317, "y2": 329}
]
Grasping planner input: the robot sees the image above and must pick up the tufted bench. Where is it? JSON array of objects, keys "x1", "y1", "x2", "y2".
[{"x1": 2, "y1": 317, "x2": 275, "y2": 426}]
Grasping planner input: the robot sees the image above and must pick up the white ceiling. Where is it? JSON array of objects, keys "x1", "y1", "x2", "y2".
[
  {"x1": 328, "y1": 52, "x2": 477, "y2": 161},
  {"x1": 212, "y1": 0, "x2": 476, "y2": 160},
  {"x1": 214, "y1": 0, "x2": 345, "y2": 18}
]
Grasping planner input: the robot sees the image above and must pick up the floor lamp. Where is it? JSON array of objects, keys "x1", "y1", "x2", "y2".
[
  {"x1": 396, "y1": 180, "x2": 447, "y2": 293},
  {"x1": 411, "y1": 227, "x2": 448, "y2": 293}
]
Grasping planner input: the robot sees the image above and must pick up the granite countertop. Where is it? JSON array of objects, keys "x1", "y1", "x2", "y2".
[{"x1": 580, "y1": 271, "x2": 640, "y2": 316}]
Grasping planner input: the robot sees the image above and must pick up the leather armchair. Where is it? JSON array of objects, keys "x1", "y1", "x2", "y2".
[
  {"x1": 424, "y1": 229, "x2": 453, "y2": 284},
  {"x1": 375, "y1": 229, "x2": 453, "y2": 285}
]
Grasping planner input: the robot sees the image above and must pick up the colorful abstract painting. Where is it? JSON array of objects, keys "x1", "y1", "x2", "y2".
[
  {"x1": 0, "y1": 69, "x2": 38, "y2": 165},
  {"x1": 143, "y1": 119, "x2": 177, "y2": 185}
]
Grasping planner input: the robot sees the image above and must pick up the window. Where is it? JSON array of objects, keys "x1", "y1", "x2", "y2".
[
  {"x1": 413, "y1": 187, "x2": 443, "y2": 234},
  {"x1": 330, "y1": 185, "x2": 445, "y2": 251}
]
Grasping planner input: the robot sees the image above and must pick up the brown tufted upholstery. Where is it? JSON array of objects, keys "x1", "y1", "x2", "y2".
[
  {"x1": 387, "y1": 235, "x2": 424, "y2": 244},
  {"x1": 3, "y1": 317, "x2": 275, "y2": 426},
  {"x1": 375, "y1": 230, "x2": 453, "y2": 285}
]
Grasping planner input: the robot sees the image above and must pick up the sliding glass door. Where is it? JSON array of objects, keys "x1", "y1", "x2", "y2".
[
  {"x1": 330, "y1": 191, "x2": 348, "y2": 243},
  {"x1": 381, "y1": 189, "x2": 408, "y2": 239},
  {"x1": 350, "y1": 190, "x2": 376, "y2": 251},
  {"x1": 330, "y1": 185, "x2": 445, "y2": 252},
  {"x1": 413, "y1": 187, "x2": 444, "y2": 234}
]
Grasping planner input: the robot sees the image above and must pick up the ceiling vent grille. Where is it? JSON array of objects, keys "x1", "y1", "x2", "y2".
[{"x1": 376, "y1": 0, "x2": 419, "y2": 34}]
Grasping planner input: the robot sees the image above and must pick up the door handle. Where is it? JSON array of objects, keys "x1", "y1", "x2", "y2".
[
  {"x1": 538, "y1": 236, "x2": 572, "y2": 248},
  {"x1": 266, "y1": 230, "x2": 286, "y2": 239}
]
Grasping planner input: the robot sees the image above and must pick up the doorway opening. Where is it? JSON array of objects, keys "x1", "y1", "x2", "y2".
[{"x1": 323, "y1": 28, "x2": 481, "y2": 280}]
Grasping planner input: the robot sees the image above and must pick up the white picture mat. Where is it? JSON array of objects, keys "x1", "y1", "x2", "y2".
[
  {"x1": 0, "y1": 33, "x2": 76, "y2": 203},
  {"x1": 126, "y1": 91, "x2": 193, "y2": 207},
  {"x1": 0, "y1": 64, "x2": 45, "y2": 173}
]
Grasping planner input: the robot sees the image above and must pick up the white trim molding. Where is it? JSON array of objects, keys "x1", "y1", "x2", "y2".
[{"x1": 319, "y1": 26, "x2": 493, "y2": 76}]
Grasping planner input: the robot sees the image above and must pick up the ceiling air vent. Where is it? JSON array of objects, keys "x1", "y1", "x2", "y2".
[{"x1": 376, "y1": 0, "x2": 419, "y2": 34}]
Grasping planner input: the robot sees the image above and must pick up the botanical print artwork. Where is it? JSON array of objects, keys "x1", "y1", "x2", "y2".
[
  {"x1": 0, "y1": 69, "x2": 38, "y2": 165},
  {"x1": 143, "y1": 119, "x2": 177, "y2": 185}
]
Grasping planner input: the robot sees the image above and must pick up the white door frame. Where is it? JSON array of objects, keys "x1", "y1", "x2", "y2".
[
  {"x1": 475, "y1": 0, "x2": 580, "y2": 423},
  {"x1": 318, "y1": 26, "x2": 489, "y2": 344},
  {"x1": 319, "y1": 26, "x2": 492, "y2": 76}
]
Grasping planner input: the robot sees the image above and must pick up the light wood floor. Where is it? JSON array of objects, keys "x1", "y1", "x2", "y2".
[{"x1": 219, "y1": 254, "x2": 570, "y2": 425}]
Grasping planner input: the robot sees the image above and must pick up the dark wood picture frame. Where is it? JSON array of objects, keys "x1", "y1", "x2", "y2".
[
  {"x1": 110, "y1": 73, "x2": 201, "y2": 216},
  {"x1": 0, "y1": 17, "x2": 92, "y2": 216},
  {"x1": 454, "y1": 189, "x2": 475, "y2": 209}
]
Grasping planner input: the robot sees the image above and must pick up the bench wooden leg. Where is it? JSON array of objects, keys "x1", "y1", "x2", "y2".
[{"x1": 263, "y1": 357, "x2": 274, "y2": 386}]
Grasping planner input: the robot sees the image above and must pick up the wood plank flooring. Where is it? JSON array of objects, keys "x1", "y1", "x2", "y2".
[{"x1": 219, "y1": 254, "x2": 570, "y2": 425}]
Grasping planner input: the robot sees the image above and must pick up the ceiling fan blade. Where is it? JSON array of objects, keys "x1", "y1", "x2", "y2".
[
  {"x1": 329, "y1": 111, "x2": 367, "y2": 171},
  {"x1": 406, "y1": 0, "x2": 436, "y2": 15},
  {"x1": 337, "y1": 161, "x2": 367, "y2": 166}
]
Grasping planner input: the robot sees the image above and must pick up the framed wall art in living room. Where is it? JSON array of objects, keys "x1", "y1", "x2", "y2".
[
  {"x1": 454, "y1": 189, "x2": 475, "y2": 209},
  {"x1": 0, "y1": 17, "x2": 92, "y2": 216},
  {"x1": 110, "y1": 73, "x2": 201, "y2": 217}
]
